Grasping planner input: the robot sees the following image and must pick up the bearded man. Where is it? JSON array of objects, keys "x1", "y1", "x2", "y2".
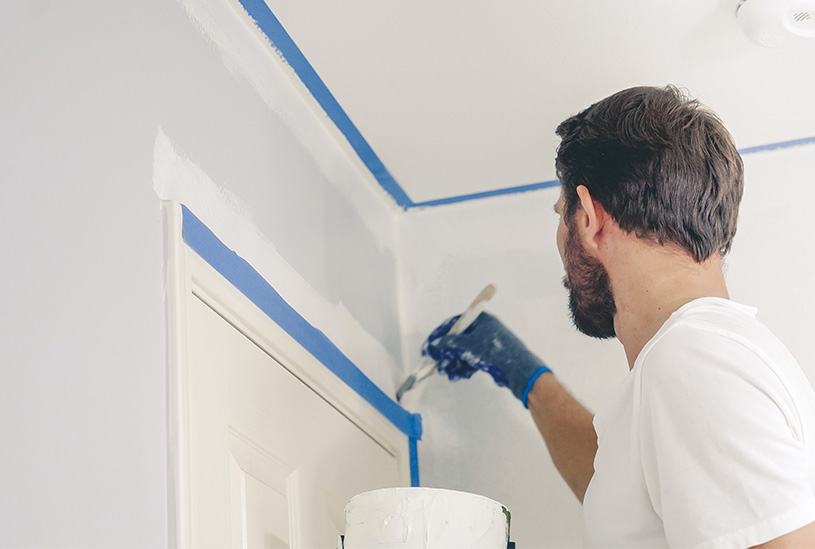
[{"x1": 424, "y1": 86, "x2": 815, "y2": 548}]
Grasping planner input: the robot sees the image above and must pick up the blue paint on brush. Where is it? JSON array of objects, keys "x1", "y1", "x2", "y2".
[{"x1": 422, "y1": 315, "x2": 502, "y2": 383}]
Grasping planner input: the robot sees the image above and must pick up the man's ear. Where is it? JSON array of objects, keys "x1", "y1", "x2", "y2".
[{"x1": 575, "y1": 185, "x2": 609, "y2": 253}]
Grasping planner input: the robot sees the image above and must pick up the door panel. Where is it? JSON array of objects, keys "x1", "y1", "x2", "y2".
[{"x1": 186, "y1": 293, "x2": 403, "y2": 547}]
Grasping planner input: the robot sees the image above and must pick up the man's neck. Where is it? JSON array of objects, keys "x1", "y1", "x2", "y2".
[{"x1": 609, "y1": 243, "x2": 729, "y2": 369}]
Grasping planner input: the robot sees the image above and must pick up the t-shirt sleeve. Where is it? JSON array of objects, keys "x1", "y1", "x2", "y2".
[{"x1": 638, "y1": 325, "x2": 815, "y2": 549}]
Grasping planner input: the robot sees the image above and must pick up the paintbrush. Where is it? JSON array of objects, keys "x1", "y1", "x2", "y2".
[{"x1": 395, "y1": 284, "x2": 496, "y2": 402}]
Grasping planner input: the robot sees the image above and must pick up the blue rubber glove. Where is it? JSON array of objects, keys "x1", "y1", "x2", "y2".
[{"x1": 422, "y1": 311, "x2": 552, "y2": 408}]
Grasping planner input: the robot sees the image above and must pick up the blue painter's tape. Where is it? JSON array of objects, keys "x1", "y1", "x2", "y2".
[
  {"x1": 181, "y1": 205, "x2": 422, "y2": 441},
  {"x1": 236, "y1": 0, "x2": 414, "y2": 209},
  {"x1": 405, "y1": 133, "x2": 815, "y2": 210},
  {"x1": 236, "y1": 0, "x2": 815, "y2": 212},
  {"x1": 409, "y1": 179, "x2": 561, "y2": 209},
  {"x1": 409, "y1": 437, "x2": 420, "y2": 487},
  {"x1": 739, "y1": 136, "x2": 815, "y2": 155}
]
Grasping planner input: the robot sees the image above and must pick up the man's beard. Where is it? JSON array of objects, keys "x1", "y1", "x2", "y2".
[{"x1": 562, "y1": 217, "x2": 617, "y2": 339}]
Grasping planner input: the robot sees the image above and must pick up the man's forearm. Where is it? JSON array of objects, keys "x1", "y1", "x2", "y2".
[{"x1": 527, "y1": 372, "x2": 597, "y2": 503}]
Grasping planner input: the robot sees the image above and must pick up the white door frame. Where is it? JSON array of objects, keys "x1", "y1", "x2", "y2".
[{"x1": 163, "y1": 201, "x2": 418, "y2": 548}]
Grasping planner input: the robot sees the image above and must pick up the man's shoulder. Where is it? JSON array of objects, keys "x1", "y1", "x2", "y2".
[
  {"x1": 637, "y1": 298, "x2": 808, "y2": 408},
  {"x1": 667, "y1": 297, "x2": 761, "y2": 333},
  {"x1": 643, "y1": 298, "x2": 776, "y2": 363}
]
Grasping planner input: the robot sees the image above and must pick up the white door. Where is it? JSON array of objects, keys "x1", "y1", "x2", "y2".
[
  {"x1": 166, "y1": 211, "x2": 412, "y2": 548},
  {"x1": 185, "y1": 293, "x2": 404, "y2": 547}
]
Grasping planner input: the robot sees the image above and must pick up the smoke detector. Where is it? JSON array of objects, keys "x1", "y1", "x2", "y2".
[{"x1": 731, "y1": 0, "x2": 815, "y2": 47}]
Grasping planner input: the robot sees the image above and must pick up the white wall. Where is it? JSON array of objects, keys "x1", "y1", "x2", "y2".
[
  {"x1": 3, "y1": 1, "x2": 813, "y2": 547},
  {"x1": 398, "y1": 143, "x2": 815, "y2": 546},
  {"x1": 0, "y1": 1, "x2": 403, "y2": 546},
  {"x1": 398, "y1": 187, "x2": 626, "y2": 547},
  {"x1": 727, "y1": 144, "x2": 815, "y2": 379}
]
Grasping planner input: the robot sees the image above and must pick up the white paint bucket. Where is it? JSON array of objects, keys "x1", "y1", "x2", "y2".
[{"x1": 342, "y1": 487, "x2": 510, "y2": 548}]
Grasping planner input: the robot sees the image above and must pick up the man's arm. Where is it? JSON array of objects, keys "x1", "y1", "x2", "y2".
[
  {"x1": 526, "y1": 372, "x2": 597, "y2": 503},
  {"x1": 425, "y1": 312, "x2": 598, "y2": 502}
]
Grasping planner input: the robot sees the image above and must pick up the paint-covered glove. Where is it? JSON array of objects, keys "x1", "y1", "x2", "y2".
[{"x1": 422, "y1": 312, "x2": 552, "y2": 408}]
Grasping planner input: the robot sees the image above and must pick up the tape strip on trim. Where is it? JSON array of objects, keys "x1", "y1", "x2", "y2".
[
  {"x1": 181, "y1": 205, "x2": 422, "y2": 442},
  {"x1": 409, "y1": 437, "x2": 420, "y2": 487}
]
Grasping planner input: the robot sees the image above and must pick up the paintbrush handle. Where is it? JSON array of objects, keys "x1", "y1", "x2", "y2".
[{"x1": 447, "y1": 283, "x2": 496, "y2": 336}]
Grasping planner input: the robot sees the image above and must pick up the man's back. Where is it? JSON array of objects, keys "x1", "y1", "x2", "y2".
[{"x1": 583, "y1": 297, "x2": 815, "y2": 548}]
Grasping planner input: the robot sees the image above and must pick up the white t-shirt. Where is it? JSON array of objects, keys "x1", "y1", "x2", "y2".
[{"x1": 583, "y1": 298, "x2": 815, "y2": 548}]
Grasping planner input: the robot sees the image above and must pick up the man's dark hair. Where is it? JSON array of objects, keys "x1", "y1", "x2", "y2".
[{"x1": 555, "y1": 85, "x2": 744, "y2": 262}]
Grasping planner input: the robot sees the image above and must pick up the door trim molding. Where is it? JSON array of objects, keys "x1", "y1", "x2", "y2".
[{"x1": 164, "y1": 201, "x2": 420, "y2": 547}]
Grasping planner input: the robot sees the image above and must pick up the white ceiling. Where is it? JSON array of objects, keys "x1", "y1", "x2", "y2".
[{"x1": 260, "y1": 0, "x2": 815, "y2": 208}]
